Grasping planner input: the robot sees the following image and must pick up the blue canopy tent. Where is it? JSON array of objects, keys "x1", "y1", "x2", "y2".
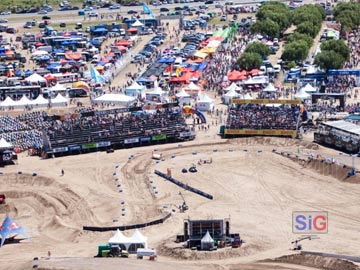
[
  {"x1": 15, "y1": 70, "x2": 23, "y2": 77},
  {"x1": 47, "y1": 63, "x2": 61, "y2": 70},
  {"x1": 93, "y1": 28, "x2": 108, "y2": 35},
  {"x1": 24, "y1": 70, "x2": 33, "y2": 77}
]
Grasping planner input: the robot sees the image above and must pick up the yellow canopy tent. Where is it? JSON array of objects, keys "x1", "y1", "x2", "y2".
[{"x1": 193, "y1": 51, "x2": 208, "y2": 59}]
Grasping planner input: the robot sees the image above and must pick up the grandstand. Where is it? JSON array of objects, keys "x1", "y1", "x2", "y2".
[
  {"x1": 314, "y1": 120, "x2": 360, "y2": 153},
  {"x1": 221, "y1": 99, "x2": 302, "y2": 138},
  {"x1": 0, "y1": 105, "x2": 195, "y2": 157},
  {"x1": 42, "y1": 106, "x2": 194, "y2": 157}
]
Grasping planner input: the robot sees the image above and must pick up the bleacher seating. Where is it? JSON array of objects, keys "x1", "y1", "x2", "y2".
[{"x1": 226, "y1": 104, "x2": 300, "y2": 130}]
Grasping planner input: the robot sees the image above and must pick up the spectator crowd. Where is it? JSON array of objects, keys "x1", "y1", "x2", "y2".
[{"x1": 226, "y1": 104, "x2": 300, "y2": 130}]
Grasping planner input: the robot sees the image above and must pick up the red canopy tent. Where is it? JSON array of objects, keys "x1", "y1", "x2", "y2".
[
  {"x1": 127, "y1": 27, "x2": 138, "y2": 33},
  {"x1": 228, "y1": 70, "x2": 247, "y2": 81}
]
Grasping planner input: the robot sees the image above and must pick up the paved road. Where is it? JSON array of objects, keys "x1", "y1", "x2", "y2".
[{"x1": 6, "y1": 0, "x2": 281, "y2": 22}]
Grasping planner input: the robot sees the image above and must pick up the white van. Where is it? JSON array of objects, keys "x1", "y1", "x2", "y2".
[
  {"x1": 137, "y1": 249, "x2": 157, "y2": 259},
  {"x1": 173, "y1": 57, "x2": 183, "y2": 67},
  {"x1": 38, "y1": 46, "x2": 53, "y2": 53}
]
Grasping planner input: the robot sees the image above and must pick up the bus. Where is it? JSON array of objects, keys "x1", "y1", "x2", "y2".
[
  {"x1": 0, "y1": 85, "x2": 41, "y2": 101},
  {"x1": 52, "y1": 73, "x2": 80, "y2": 84}
]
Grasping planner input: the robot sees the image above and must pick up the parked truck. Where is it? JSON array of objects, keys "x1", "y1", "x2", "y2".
[{"x1": 96, "y1": 244, "x2": 129, "y2": 258}]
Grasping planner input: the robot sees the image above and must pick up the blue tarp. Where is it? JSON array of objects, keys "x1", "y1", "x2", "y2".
[
  {"x1": 15, "y1": 70, "x2": 23, "y2": 77},
  {"x1": 53, "y1": 49, "x2": 65, "y2": 54},
  {"x1": 137, "y1": 77, "x2": 152, "y2": 83},
  {"x1": 47, "y1": 63, "x2": 61, "y2": 70},
  {"x1": 93, "y1": 28, "x2": 108, "y2": 33},
  {"x1": 158, "y1": 57, "x2": 175, "y2": 63},
  {"x1": 24, "y1": 70, "x2": 33, "y2": 76}
]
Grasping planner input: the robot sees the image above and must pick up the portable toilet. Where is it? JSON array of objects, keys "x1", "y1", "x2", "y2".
[{"x1": 78, "y1": 9, "x2": 85, "y2": 16}]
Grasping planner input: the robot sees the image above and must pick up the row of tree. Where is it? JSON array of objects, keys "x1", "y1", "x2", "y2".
[
  {"x1": 237, "y1": 42, "x2": 271, "y2": 70},
  {"x1": 282, "y1": 4, "x2": 325, "y2": 64},
  {"x1": 333, "y1": 2, "x2": 360, "y2": 32}
]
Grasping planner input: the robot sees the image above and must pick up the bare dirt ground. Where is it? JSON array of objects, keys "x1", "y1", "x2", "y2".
[{"x1": 1, "y1": 136, "x2": 360, "y2": 270}]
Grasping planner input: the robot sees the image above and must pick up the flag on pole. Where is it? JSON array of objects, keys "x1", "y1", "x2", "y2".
[
  {"x1": 90, "y1": 65, "x2": 106, "y2": 83},
  {"x1": 143, "y1": 3, "x2": 155, "y2": 19}
]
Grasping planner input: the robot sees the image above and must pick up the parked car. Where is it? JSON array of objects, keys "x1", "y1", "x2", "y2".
[
  {"x1": 60, "y1": 22, "x2": 66, "y2": 27},
  {"x1": 127, "y1": 10, "x2": 137, "y2": 14},
  {"x1": 38, "y1": 10, "x2": 48, "y2": 14},
  {"x1": 23, "y1": 22, "x2": 32, "y2": 29},
  {"x1": 42, "y1": 15, "x2": 51, "y2": 20},
  {"x1": 160, "y1": 7, "x2": 169, "y2": 12},
  {"x1": 0, "y1": 11, "x2": 11, "y2": 15},
  {"x1": 109, "y1": 4, "x2": 121, "y2": 9},
  {"x1": 0, "y1": 19, "x2": 8, "y2": 23},
  {"x1": 220, "y1": 15, "x2": 227, "y2": 21},
  {"x1": 88, "y1": 11, "x2": 98, "y2": 17}
]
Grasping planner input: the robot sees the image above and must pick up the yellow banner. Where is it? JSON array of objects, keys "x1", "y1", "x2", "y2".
[
  {"x1": 224, "y1": 129, "x2": 297, "y2": 137},
  {"x1": 231, "y1": 99, "x2": 301, "y2": 105}
]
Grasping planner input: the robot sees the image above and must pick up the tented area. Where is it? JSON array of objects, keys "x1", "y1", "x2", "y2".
[
  {"x1": 108, "y1": 229, "x2": 148, "y2": 253},
  {"x1": 0, "y1": 138, "x2": 13, "y2": 149},
  {"x1": 223, "y1": 88, "x2": 241, "y2": 104},
  {"x1": 200, "y1": 231, "x2": 214, "y2": 250},
  {"x1": 125, "y1": 82, "x2": 146, "y2": 98},
  {"x1": 262, "y1": 83, "x2": 278, "y2": 92},
  {"x1": 301, "y1": 83, "x2": 317, "y2": 93},
  {"x1": 93, "y1": 93, "x2": 136, "y2": 106},
  {"x1": 294, "y1": 88, "x2": 311, "y2": 100},
  {"x1": 176, "y1": 89, "x2": 192, "y2": 106},
  {"x1": 196, "y1": 93, "x2": 214, "y2": 112}
]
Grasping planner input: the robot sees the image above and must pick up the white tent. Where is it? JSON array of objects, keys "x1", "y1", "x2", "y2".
[
  {"x1": 243, "y1": 77, "x2": 257, "y2": 85},
  {"x1": 108, "y1": 229, "x2": 148, "y2": 252},
  {"x1": 51, "y1": 94, "x2": 68, "y2": 107},
  {"x1": 32, "y1": 50, "x2": 48, "y2": 56},
  {"x1": 176, "y1": 89, "x2": 192, "y2": 105},
  {"x1": 294, "y1": 88, "x2": 311, "y2": 100},
  {"x1": 223, "y1": 88, "x2": 241, "y2": 104},
  {"x1": 146, "y1": 87, "x2": 165, "y2": 102},
  {"x1": 93, "y1": 93, "x2": 136, "y2": 106},
  {"x1": 125, "y1": 82, "x2": 146, "y2": 98},
  {"x1": 31, "y1": 95, "x2": 49, "y2": 107},
  {"x1": 196, "y1": 93, "x2": 214, "y2": 112},
  {"x1": 262, "y1": 83, "x2": 277, "y2": 92},
  {"x1": 0, "y1": 138, "x2": 13, "y2": 149},
  {"x1": 224, "y1": 82, "x2": 242, "y2": 92},
  {"x1": 25, "y1": 73, "x2": 46, "y2": 84},
  {"x1": 301, "y1": 83, "x2": 317, "y2": 93},
  {"x1": 243, "y1": 93, "x2": 254, "y2": 100},
  {"x1": 200, "y1": 231, "x2": 214, "y2": 250},
  {"x1": 130, "y1": 229, "x2": 148, "y2": 247},
  {"x1": 184, "y1": 82, "x2": 201, "y2": 97},
  {"x1": 0, "y1": 96, "x2": 17, "y2": 108},
  {"x1": 132, "y1": 20, "x2": 144, "y2": 27},
  {"x1": 16, "y1": 95, "x2": 32, "y2": 108},
  {"x1": 50, "y1": 83, "x2": 67, "y2": 92}
]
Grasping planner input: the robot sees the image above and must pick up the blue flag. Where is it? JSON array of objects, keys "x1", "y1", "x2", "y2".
[
  {"x1": 90, "y1": 65, "x2": 105, "y2": 83},
  {"x1": 0, "y1": 216, "x2": 27, "y2": 247},
  {"x1": 143, "y1": 3, "x2": 155, "y2": 19}
]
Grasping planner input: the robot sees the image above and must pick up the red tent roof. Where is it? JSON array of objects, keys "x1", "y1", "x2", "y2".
[{"x1": 127, "y1": 27, "x2": 138, "y2": 32}]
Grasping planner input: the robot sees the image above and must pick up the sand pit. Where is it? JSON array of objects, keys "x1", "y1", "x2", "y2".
[{"x1": 1, "y1": 138, "x2": 360, "y2": 270}]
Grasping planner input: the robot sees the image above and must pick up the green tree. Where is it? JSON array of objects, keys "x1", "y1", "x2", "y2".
[
  {"x1": 296, "y1": 21, "x2": 320, "y2": 38},
  {"x1": 287, "y1": 33, "x2": 313, "y2": 49},
  {"x1": 245, "y1": 41, "x2": 271, "y2": 58},
  {"x1": 333, "y1": 2, "x2": 360, "y2": 30},
  {"x1": 315, "y1": 50, "x2": 346, "y2": 71},
  {"x1": 256, "y1": 1, "x2": 291, "y2": 31},
  {"x1": 282, "y1": 40, "x2": 309, "y2": 62},
  {"x1": 237, "y1": 52, "x2": 263, "y2": 71},
  {"x1": 251, "y1": 18, "x2": 280, "y2": 39},
  {"x1": 320, "y1": 40, "x2": 350, "y2": 61}
]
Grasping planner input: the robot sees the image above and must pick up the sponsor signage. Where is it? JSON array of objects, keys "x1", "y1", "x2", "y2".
[
  {"x1": 179, "y1": 131, "x2": 194, "y2": 138},
  {"x1": 68, "y1": 145, "x2": 81, "y2": 151},
  {"x1": 124, "y1": 137, "x2": 139, "y2": 144},
  {"x1": 96, "y1": 141, "x2": 111, "y2": 147},
  {"x1": 231, "y1": 99, "x2": 301, "y2": 105},
  {"x1": 82, "y1": 143, "x2": 97, "y2": 149},
  {"x1": 224, "y1": 129, "x2": 297, "y2": 137},
  {"x1": 140, "y1": 136, "x2": 151, "y2": 142},
  {"x1": 53, "y1": 147, "x2": 68, "y2": 153},
  {"x1": 152, "y1": 134, "x2": 167, "y2": 141}
]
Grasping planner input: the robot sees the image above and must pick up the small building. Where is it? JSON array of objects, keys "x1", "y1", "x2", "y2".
[{"x1": 183, "y1": 218, "x2": 230, "y2": 249}]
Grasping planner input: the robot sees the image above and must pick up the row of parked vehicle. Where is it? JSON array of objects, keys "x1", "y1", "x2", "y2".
[{"x1": 131, "y1": 33, "x2": 166, "y2": 63}]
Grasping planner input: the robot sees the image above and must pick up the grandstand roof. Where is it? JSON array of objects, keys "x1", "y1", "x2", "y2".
[{"x1": 323, "y1": 120, "x2": 360, "y2": 136}]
